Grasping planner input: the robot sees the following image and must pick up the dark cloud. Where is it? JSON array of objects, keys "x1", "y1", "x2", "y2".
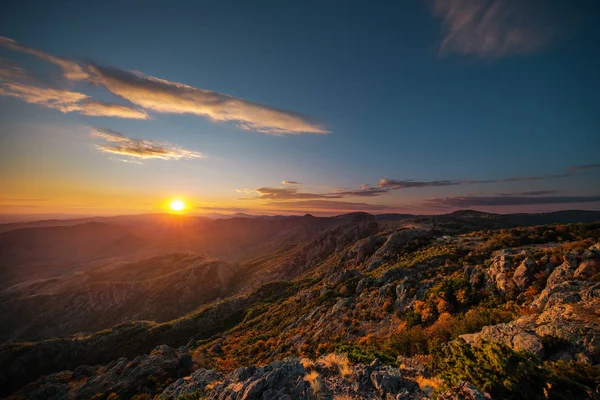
[
  {"x1": 244, "y1": 164, "x2": 598, "y2": 204},
  {"x1": 281, "y1": 181, "x2": 301, "y2": 185},
  {"x1": 254, "y1": 187, "x2": 342, "y2": 200},
  {"x1": 497, "y1": 190, "x2": 562, "y2": 197},
  {"x1": 426, "y1": 195, "x2": 600, "y2": 208},
  {"x1": 567, "y1": 164, "x2": 600, "y2": 173},
  {"x1": 266, "y1": 200, "x2": 393, "y2": 211},
  {"x1": 377, "y1": 179, "x2": 459, "y2": 189}
]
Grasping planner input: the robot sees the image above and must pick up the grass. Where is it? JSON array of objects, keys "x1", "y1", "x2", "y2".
[
  {"x1": 304, "y1": 370, "x2": 321, "y2": 394},
  {"x1": 321, "y1": 353, "x2": 353, "y2": 378}
]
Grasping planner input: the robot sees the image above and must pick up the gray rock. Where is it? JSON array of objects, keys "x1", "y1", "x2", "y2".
[{"x1": 513, "y1": 256, "x2": 537, "y2": 291}]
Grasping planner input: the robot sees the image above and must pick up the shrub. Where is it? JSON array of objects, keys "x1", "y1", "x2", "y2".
[
  {"x1": 431, "y1": 340, "x2": 545, "y2": 400},
  {"x1": 544, "y1": 361, "x2": 600, "y2": 399},
  {"x1": 334, "y1": 344, "x2": 395, "y2": 365}
]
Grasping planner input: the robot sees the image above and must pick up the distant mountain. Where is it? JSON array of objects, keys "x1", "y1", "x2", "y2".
[{"x1": 0, "y1": 253, "x2": 246, "y2": 341}]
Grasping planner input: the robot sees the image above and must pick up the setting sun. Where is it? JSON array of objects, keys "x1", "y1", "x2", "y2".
[{"x1": 169, "y1": 199, "x2": 186, "y2": 212}]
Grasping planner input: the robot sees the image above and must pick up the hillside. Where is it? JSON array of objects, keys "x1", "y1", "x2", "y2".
[{"x1": 1, "y1": 211, "x2": 599, "y2": 399}]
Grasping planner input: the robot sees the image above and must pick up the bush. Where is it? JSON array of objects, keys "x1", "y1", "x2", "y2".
[
  {"x1": 544, "y1": 361, "x2": 600, "y2": 399},
  {"x1": 431, "y1": 340, "x2": 545, "y2": 400},
  {"x1": 334, "y1": 344, "x2": 395, "y2": 365}
]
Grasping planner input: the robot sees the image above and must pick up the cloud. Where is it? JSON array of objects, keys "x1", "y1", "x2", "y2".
[
  {"x1": 281, "y1": 180, "x2": 301, "y2": 185},
  {"x1": 335, "y1": 185, "x2": 390, "y2": 197},
  {"x1": 266, "y1": 200, "x2": 392, "y2": 211},
  {"x1": 1, "y1": 36, "x2": 329, "y2": 134},
  {"x1": 0, "y1": 36, "x2": 88, "y2": 80},
  {"x1": 90, "y1": 128, "x2": 203, "y2": 161},
  {"x1": 567, "y1": 164, "x2": 600, "y2": 173},
  {"x1": 243, "y1": 164, "x2": 598, "y2": 203},
  {"x1": 426, "y1": 195, "x2": 600, "y2": 208},
  {"x1": 254, "y1": 187, "x2": 341, "y2": 200},
  {"x1": 0, "y1": 81, "x2": 148, "y2": 119},
  {"x1": 86, "y1": 63, "x2": 329, "y2": 135},
  {"x1": 497, "y1": 190, "x2": 561, "y2": 197},
  {"x1": 432, "y1": 0, "x2": 553, "y2": 58},
  {"x1": 196, "y1": 206, "x2": 252, "y2": 214},
  {"x1": 236, "y1": 189, "x2": 256, "y2": 194},
  {"x1": 0, "y1": 58, "x2": 31, "y2": 81},
  {"x1": 377, "y1": 178, "x2": 458, "y2": 189}
]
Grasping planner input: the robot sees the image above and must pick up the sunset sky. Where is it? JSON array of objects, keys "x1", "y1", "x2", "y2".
[{"x1": 1, "y1": 0, "x2": 599, "y2": 217}]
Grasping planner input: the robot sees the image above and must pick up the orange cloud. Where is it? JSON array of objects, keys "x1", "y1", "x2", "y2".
[
  {"x1": 90, "y1": 128, "x2": 203, "y2": 161},
  {"x1": 0, "y1": 36, "x2": 88, "y2": 80},
  {"x1": 87, "y1": 64, "x2": 330, "y2": 135},
  {"x1": 0, "y1": 82, "x2": 148, "y2": 119}
]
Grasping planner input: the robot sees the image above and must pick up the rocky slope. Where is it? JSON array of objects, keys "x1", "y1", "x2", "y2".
[{"x1": 2, "y1": 212, "x2": 600, "y2": 399}]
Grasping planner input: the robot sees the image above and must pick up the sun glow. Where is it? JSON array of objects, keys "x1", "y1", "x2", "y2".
[{"x1": 169, "y1": 199, "x2": 186, "y2": 212}]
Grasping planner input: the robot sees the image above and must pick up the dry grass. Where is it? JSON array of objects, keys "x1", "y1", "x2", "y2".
[
  {"x1": 333, "y1": 395, "x2": 355, "y2": 400},
  {"x1": 414, "y1": 375, "x2": 442, "y2": 391},
  {"x1": 300, "y1": 357, "x2": 316, "y2": 370},
  {"x1": 304, "y1": 370, "x2": 321, "y2": 394},
  {"x1": 206, "y1": 380, "x2": 224, "y2": 390},
  {"x1": 321, "y1": 353, "x2": 353, "y2": 378}
]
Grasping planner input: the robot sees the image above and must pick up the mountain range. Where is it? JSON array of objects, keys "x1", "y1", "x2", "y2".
[{"x1": 0, "y1": 210, "x2": 599, "y2": 399}]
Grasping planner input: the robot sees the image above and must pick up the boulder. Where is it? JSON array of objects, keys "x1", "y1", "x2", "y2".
[
  {"x1": 574, "y1": 259, "x2": 600, "y2": 280},
  {"x1": 513, "y1": 257, "x2": 537, "y2": 291}
]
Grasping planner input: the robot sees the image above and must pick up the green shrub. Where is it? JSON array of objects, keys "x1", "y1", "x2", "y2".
[
  {"x1": 431, "y1": 340, "x2": 545, "y2": 400},
  {"x1": 544, "y1": 361, "x2": 600, "y2": 399},
  {"x1": 334, "y1": 344, "x2": 395, "y2": 365}
]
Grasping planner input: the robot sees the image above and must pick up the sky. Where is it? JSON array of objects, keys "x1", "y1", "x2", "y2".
[{"x1": 0, "y1": 0, "x2": 599, "y2": 217}]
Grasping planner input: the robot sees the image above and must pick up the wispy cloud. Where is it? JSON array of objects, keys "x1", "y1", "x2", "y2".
[
  {"x1": 90, "y1": 128, "x2": 203, "y2": 161},
  {"x1": 496, "y1": 190, "x2": 562, "y2": 197},
  {"x1": 86, "y1": 63, "x2": 329, "y2": 135},
  {"x1": 426, "y1": 195, "x2": 600, "y2": 208},
  {"x1": 196, "y1": 205, "x2": 252, "y2": 214},
  {"x1": 0, "y1": 58, "x2": 31, "y2": 81},
  {"x1": 567, "y1": 164, "x2": 600, "y2": 173},
  {"x1": 0, "y1": 81, "x2": 148, "y2": 119},
  {"x1": 0, "y1": 36, "x2": 88, "y2": 80},
  {"x1": 254, "y1": 187, "x2": 341, "y2": 200},
  {"x1": 281, "y1": 180, "x2": 301, "y2": 185},
  {"x1": 243, "y1": 165, "x2": 598, "y2": 203},
  {"x1": 432, "y1": 0, "x2": 554, "y2": 58},
  {"x1": 377, "y1": 178, "x2": 458, "y2": 190},
  {"x1": 266, "y1": 200, "x2": 392, "y2": 211},
  {"x1": 1, "y1": 36, "x2": 330, "y2": 134}
]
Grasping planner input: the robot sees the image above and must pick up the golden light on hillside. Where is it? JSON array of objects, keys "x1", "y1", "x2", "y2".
[{"x1": 169, "y1": 199, "x2": 186, "y2": 212}]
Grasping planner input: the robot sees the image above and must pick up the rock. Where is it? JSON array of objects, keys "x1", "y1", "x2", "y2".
[
  {"x1": 547, "y1": 259, "x2": 577, "y2": 288},
  {"x1": 370, "y1": 370, "x2": 404, "y2": 395},
  {"x1": 513, "y1": 257, "x2": 537, "y2": 291},
  {"x1": 160, "y1": 368, "x2": 223, "y2": 399},
  {"x1": 437, "y1": 381, "x2": 491, "y2": 400},
  {"x1": 207, "y1": 358, "x2": 310, "y2": 400},
  {"x1": 512, "y1": 333, "x2": 544, "y2": 356},
  {"x1": 574, "y1": 259, "x2": 600, "y2": 280},
  {"x1": 487, "y1": 254, "x2": 517, "y2": 293},
  {"x1": 461, "y1": 322, "x2": 544, "y2": 358}
]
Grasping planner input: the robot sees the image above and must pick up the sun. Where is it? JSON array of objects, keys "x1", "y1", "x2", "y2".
[{"x1": 169, "y1": 199, "x2": 186, "y2": 212}]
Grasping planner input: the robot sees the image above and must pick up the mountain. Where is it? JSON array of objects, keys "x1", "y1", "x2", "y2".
[{"x1": 1, "y1": 210, "x2": 600, "y2": 399}]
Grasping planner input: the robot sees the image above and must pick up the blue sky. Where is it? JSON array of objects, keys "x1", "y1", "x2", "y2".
[{"x1": 0, "y1": 0, "x2": 599, "y2": 216}]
